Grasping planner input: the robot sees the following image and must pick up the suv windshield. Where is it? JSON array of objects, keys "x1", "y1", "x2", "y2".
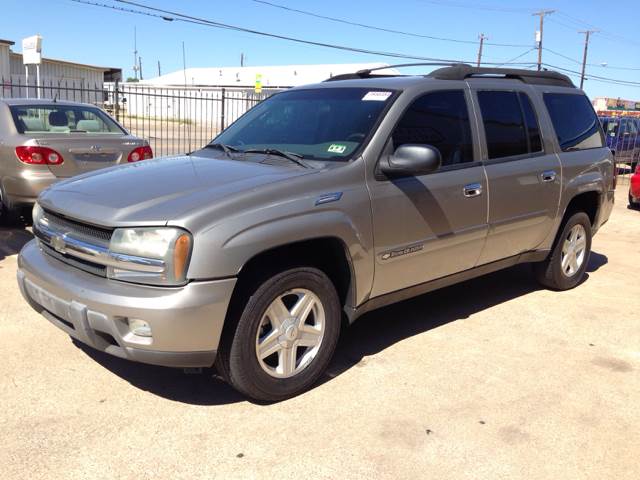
[
  {"x1": 10, "y1": 104, "x2": 125, "y2": 134},
  {"x1": 213, "y1": 88, "x2": 395, "y2": 160}
]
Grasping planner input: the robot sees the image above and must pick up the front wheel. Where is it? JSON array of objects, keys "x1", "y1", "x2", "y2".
[
  {"x1": 534, "y1": 212, "x2": 592, "y2": 290},
  {"x1": 217, "y1": 267, "x2": 341, "y2": 402}
]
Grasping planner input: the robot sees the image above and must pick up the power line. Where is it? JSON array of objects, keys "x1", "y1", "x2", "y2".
[
  {"x1": 252, "y1": 0, "x2": 531, "y2": 48},
  {"x1": 543, "y1": 63, "x2": 640, "y2": 87},
  {"x1": 67, "y1": 0, "x2": 461, "y2": 63},
  {"x1": 66, "y1": 0, "x2": 640, "y2": 88},
  {"x1": 496, "y1": 48, "x2": 537, "y2": 67},
  {"x1": 544, "y1": 47, "x2": 640, "y2": 72},
  {"x1": 415, "y1": 0, "x2": 533, "y2": 14},
  {"x1": 68, "y1": 0, "x2": 536, "y2": 67}
]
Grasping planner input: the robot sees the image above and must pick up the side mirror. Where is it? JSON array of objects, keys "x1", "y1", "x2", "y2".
[{"x1": 380, "y1": 144, "x2": 442, "y2": 177}]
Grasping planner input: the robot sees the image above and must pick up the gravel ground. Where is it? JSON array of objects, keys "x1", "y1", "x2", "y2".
[{"x1": 1, "y1": 188, "x2": 638, "y2": 480}]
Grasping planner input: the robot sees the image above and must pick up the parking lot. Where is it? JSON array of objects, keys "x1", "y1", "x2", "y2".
[{"x1": 1, "y1": 188, "x2": 638, "y2": 480}]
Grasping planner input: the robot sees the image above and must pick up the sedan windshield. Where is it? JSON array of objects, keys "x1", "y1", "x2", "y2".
[
  {"x1": 10, "y1": 104, "x2": 125, "y2": 134},
  {"x1": 213, "y1": 88, "x2": 395, "y2": 160}
]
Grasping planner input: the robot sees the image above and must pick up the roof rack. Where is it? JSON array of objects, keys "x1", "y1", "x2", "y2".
[
  {"x1": 324, "y1": 62, "x2": 465, "y2": 82},
  {"x1": 428, "y1": 65, "x2": 575, "y2": 87}
]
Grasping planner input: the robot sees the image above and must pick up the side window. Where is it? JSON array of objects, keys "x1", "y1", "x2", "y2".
[
  {"x1": 477, "y1": 91, "x2": 528, "y2": 159},
  {"x1": 392, "y1": 90, "x2": 473, "y2": 167},
  {"x1": 543, "y1": 93, "x2": 604, "y2": 151}
]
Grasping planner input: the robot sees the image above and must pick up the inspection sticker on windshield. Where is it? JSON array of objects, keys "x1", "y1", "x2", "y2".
[
  {"x1": 328, "y1": 144, "x2": 347, "y2": 154},
  {"x1": 362, "y1": 91, "x2": 392, "y2": 101}
]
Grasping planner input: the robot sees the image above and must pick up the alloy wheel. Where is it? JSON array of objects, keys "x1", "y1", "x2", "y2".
[
  {"x1": 560, "y1": 224, "x2": 587, "y2": 277},
  {"x1": 255, "y1": 289, "x2": 325, "y2": 378}
]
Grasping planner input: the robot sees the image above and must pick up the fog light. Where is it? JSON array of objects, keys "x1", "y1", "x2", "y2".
[{"x1": 128, "y1": 318, "x2": 152, "y2": 337}]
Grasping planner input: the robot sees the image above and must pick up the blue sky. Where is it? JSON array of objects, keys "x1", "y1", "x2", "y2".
[{"x1": 2, "y1": 0, "x2": 639, "y2": 98}]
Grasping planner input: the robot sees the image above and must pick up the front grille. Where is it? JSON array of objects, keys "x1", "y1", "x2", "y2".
[
  {"x1": 43, "y1": 209, "x2": 113, "y2": 244},
  {"x1": 40, "y1": 242, "x2": 107, "y2": 277}
]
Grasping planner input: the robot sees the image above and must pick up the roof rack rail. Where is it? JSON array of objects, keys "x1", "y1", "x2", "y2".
[
  {"x1": 428, "y1": 65, "x2": 575, "y2": 87},
  {"x1": 324, "y1": 62, "x2": 467, "y2": 82}
]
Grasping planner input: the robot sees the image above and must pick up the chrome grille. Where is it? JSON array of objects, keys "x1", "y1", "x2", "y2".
[
  {"x1": 43, "y1": 209, "x2": 113, "y2": 243},
  {"x1": 40, "y1": 242, "x2": 107, "y2": 277}
]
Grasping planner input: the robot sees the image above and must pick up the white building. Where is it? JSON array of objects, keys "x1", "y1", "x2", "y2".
[
  {"x1": 0, "y1": 37, "x2": 120, "y2": 101},
  {"x1": 141, "y1": 63, "x2": 399, "y2": 88}
]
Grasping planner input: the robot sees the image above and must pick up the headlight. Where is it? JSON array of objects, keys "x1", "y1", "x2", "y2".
[
  {"x1": 107, "y1": 227, "x2": 192, "y2": 286},
  {"x1": 32, "y1": 202, "x2": 45, "y2": 227}
]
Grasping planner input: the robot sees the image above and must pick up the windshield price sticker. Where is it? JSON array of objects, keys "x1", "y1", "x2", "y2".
[
  {"x1": 328, "y1": 144, "x2": 347, "y2": 154},
  {"x1": 362, "y1": 91, "x2": 392, "y2": 101}
]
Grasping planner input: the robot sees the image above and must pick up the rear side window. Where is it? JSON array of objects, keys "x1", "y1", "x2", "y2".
[
  {"x1": 543, "y1": 93, "x2": 604, "y2": 151},
  {"x1": 392, "y1": 90, "x2": 473, "y2": 167},
  {"x1": 477, "y1": 91, "x2": 542, "y2": 160}
]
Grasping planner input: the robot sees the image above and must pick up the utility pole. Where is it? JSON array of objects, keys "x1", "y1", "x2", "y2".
[
  {"x1": 240, "y1": 52, "x2": 245, "y2": 67},
  {"x1": 157, "y1": 60, "x2": 161, "y2": 77},
  {"x1": 132, "y1": 26, "x2": 139, "y2": 80},
  {"x1": 579, "y1": 30, "x2": 598, "y2": 89},
  {"x1": 477, "y1": 33, "x2": 487, "y2": 67},
  {"x1": 138, "y1": 56, "x2": 143, "y2": 80},
  {"x1": 532, "y1": 10, "x2": 555, "y2": 71}
]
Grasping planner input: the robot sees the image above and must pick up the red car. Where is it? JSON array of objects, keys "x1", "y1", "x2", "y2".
[{"x1": 630, "y1": 164, "x2": 640, "y2": 208}]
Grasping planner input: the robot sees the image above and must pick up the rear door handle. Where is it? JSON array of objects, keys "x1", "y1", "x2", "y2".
[
  {"x1": 540, "y1": 170, "x2": 557, "y2": 182},
  {"x1": 463, "y1": 183, "x2": 483, "y2": 198}
]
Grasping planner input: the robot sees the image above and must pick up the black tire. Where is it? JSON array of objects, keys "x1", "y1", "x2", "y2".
[
  {"x1": 217, "y1": 267, "x2": 341, "y2": 402},
  {"x1": 534, "y1": 211, "x2": 592, "y2": 290}
]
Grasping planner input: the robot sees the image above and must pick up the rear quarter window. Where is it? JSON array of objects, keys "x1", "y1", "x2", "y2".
[{"x1": 543, "y1": 93, "x2": 604, "y2": 151}]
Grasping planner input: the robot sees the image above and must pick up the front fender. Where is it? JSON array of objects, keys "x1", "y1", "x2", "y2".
[{"x1": 186, "y1": 189, "x2": 375, "y2": 307}]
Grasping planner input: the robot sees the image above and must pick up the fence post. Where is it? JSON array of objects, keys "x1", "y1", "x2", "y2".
[
  {"x1": 220, "y1": 88, "x2": 226, "y2": 131},
  {"x1": 114, "y1": 79, "x2": 120, "y2": 122}
]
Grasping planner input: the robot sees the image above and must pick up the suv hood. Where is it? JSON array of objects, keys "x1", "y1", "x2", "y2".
[{"x1": 38, "y1": 154, "x2": 314, "y2": 226}]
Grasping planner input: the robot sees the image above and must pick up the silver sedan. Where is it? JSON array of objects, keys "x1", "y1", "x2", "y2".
[{"x1": 0, "y1": 98, "x2": 152, "y2": 217}]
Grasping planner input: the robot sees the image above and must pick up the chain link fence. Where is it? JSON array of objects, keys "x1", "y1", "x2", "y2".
[{"x1": 1, "y1": 77, "x2": 281, "y2": 156}]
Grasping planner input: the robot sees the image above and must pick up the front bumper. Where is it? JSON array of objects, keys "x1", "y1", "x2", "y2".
[{"x1": 17, "y1": 240, "x2": 237, "y2": 368}]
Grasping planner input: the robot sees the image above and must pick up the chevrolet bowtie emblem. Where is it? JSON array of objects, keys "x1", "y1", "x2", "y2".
[{"x1": 50, "y1": 234, "x2": 67, "y2": 254}]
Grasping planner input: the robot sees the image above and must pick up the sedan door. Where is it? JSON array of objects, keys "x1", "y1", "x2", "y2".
[{"x1": 367, "y1": 89, "x2": 488, "y2": 298}]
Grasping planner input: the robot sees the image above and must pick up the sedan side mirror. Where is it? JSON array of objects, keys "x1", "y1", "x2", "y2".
[{"x1": 380, "y1": 144, "x2": 442, "y2": 177}]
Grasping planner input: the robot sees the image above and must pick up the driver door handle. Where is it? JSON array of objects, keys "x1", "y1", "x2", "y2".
[
  {"x1": 463, "y1": 183, "x2": 483, "y2": 198},
  {"x1": 540, "y1": 170, "x2": 557, "y2": 182}
]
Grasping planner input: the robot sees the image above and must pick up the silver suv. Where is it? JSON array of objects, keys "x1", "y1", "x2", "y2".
[{"x1": 17, "y1": 65, "x2": 615, "y2": 401}]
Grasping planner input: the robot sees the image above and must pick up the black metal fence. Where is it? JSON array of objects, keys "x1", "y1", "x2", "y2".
[{"x1": 1, "y1": 77, "x2": 280, "y2": 156}]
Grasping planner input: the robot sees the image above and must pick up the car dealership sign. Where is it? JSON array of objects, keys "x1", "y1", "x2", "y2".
[{"x1": 22, "y1": 35, "x2": 42, "y2": 65}]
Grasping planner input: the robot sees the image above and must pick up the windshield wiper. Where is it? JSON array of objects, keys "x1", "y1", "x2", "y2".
[
  {"x1": 205, "y1": 142, "x2": 241, "y2": 159},
  {"x1": 243, "y1": 148, "x2": 310, "y2": 169}
]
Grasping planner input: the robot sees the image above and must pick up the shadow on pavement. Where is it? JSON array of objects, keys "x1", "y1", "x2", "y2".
[
  {"x1": 73, "y1": 253, "x2": 608, "y2": 405},
  {"x1": 73, "y1": 340, "x2": 245, "y2": 406},
  {"x1": 0, "y1": 213, "x2": 33, "y2": 263},
  {"x1": 324, "y1": 253, "x2": 607, "y2": 382}
]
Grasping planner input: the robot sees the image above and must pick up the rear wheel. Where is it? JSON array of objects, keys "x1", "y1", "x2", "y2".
[
  {"x1": 217, "y1": 267, "x2": 341, "y2": 402},
  {"x1": 534, "y1": 212, "x2": 592, "y2": 290}
]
